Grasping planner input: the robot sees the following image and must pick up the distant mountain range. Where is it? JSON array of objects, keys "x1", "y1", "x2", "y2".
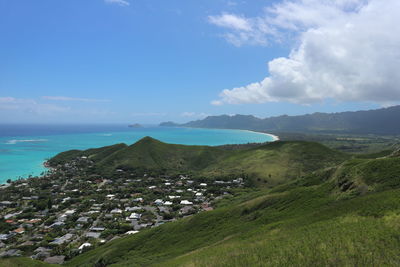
[{"x1": 160, "y1": 105, "x2": 400, "y2": 134}]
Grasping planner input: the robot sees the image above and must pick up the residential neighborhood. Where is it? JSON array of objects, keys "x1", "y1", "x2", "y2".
[{"x1": 0, "y1": 156, "x2": 244, "y2": 264}]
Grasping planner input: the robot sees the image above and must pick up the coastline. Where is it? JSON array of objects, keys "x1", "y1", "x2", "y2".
[
  {"x1": 240, "y1": 129, "x2": 280, "y2": 142},
  {"x1": 179, "y1": 126, "x2": 280, "y2": 142}
]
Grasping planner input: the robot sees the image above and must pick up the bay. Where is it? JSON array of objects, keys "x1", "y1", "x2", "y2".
[{"x1": 0, "y1": 124, "x2": 276, "y2": 183}]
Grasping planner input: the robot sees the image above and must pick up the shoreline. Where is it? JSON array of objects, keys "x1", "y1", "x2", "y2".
[
  {"x1": 174, "y1": 126, "x2": 279, "y2": 142},
  {"x1": 240, "y1": 129, "x2": 279, "y2": 142},
  {"x1": 1, "y1": 127, "x2": 277, "y2": 184}
]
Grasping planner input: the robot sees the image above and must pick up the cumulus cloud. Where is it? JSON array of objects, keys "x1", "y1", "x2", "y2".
[
  {"x1": 208, "y1": 13, "x2": 273, "y2": 46},
  {"x1": 42, "y1": 96, "x2": 110, "y2": 102},
  {"x1": 210, "y1": 0, "x2": 400, "y2": 105},
  {"x1": 104, "y1": 0, "x2": 130, "y2": 7}
]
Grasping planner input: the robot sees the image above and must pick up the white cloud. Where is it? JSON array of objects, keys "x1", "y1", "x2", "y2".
[
  {"x1": 208, "y1": 13, "x2": 273, "y2": 46},
  {"x1": 211, "y1": 0, "x2": 400, "y2": 105},
  {"x1": 0, "y1": 97, "x2": 71, "y2": 114},
  {"x1": 104, "y1": 0, "x2": 130, "y2": 7},
  {"x1": 180, "y1": 112, "x2": 209, "y2": 118},
  {"x1": 42, "y1": 96, "x2": 110, "y2": 102}
]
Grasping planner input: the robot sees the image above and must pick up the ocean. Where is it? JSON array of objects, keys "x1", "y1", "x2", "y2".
[{"x1": 0, "y1": 124, "x2": 276, "y2": 183}]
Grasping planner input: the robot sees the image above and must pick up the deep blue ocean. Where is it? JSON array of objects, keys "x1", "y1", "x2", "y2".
[{"x1": 0, "y1": 124, "x2": 275, "y2": 183}]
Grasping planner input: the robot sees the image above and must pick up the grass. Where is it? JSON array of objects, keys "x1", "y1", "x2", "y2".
[
  {"x1": 49, "y1": 138, "x2": 349, "y2": 187},
  {"x1": 4, "y1": 140, "x2": 400, "y2": 266},
  {"x1": 0, "y1": 258, "x2": 54, "y2": 267},
  {"x1": 62, "y1": 153, "x2": 400, "y2": 266}
]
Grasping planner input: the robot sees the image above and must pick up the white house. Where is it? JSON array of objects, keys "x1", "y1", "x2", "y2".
[
  {"x1": 125, "y1": 230, "x2": 139, "y2": 235},
  {"x1": 78, "y1": 243, "x2": 91, "y2": 250},
  {"x1": 110, "y1": 208, "x2": 123, "y2": 214},
  {"x1": 129, "y1": 213, "x2": 141, "y2": 220}
]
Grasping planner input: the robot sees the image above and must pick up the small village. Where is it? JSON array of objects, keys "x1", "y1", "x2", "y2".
[{"x1": 0, "y1": 156, "x2": 245, "y2": 264}]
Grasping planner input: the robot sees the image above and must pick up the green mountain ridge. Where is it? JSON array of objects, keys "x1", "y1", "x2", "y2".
[{"x1": 160, "y1": 105, "x2": 400, "y2": 134}]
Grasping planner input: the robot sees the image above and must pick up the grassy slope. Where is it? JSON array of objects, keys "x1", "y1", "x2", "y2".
[
  {"x1": 63, "y1": 154, "x2": 400, "y2": 267},
  {"x1": 2, "y1": 152, "x2": 400, "y2": 266},
  {"x1": 202, "y1": 141, "x2": 347, "y2": 186},
  {"x1": 0, "y1": 258, "x2": 54, "y2": 267}
]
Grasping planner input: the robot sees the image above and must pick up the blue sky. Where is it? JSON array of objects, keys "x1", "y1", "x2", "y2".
[{"x1": 1, "y1": 0, "x2": 396, "y2": 124}]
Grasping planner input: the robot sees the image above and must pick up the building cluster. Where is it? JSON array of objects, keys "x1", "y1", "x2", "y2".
[{"x1": 0, "y1": 156, "x2": 244, "y2": 264}]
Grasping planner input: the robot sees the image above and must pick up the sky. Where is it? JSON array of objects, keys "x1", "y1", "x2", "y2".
[{"x1": 1, "y1": 0, "x2": 399, "y2": 124}]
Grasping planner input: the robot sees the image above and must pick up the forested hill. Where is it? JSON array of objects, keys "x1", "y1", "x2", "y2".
[{"x1": 160, "y1": 105, "x2": 400, "y2": 134}]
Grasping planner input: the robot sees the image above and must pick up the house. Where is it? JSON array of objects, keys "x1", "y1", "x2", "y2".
[
  {"x1": 154, "y1": 199, "x2": 164, "y2": 205},
  {"x1": 125, "y1": 207, "x2": 141, "y2": 212},
  {"x1": 0, "y1": 201, "x2": 12, "y2": 206},
  {"x1": 78, "y1": 242, "x2": 92, "y2": 250},
  {"x1": 85, "y1": 232, "x2": 101, "y2": 239},
  {"x1": 163, "y1": 201, "x2": 173, "y2": 206},
  {"x1": 62, "y1": 197, "x2": 71, "y2": 203},
  {"x1": 76, "y1": 217, "x2": 90, "y2": 223},
  {"x1": 200, "y1": 183, "x2": 207, "y2": 187},
  {"x1": 64, "y1": 209, "x2": 76, "y2": 216},
  {"x1": 4, "y1": 211, "x2": 22, "y2": 219},
  {"x1": 0, "y1": 233, "x2": 15, "y2": 241},
  {"x1": 0, "y1": 249, "x2": 21, "y2": 258},
  {"x1": 13, "y1": 227, "x2": 25, "y2": 234},
  {"x1": 26, "y1": 219, "x2": 41, "y2": 224},
  {"x1": 125, "y1": 230, "x2": 139, "y2": 235},
  {"x1": 180, "y1": 206, "x2": 194, "y2": 215},
  {"x1": 129, "y1": 213, "x2": 141, "y2": 220},
  {"x1": 233, "y1": 178, "x2": 244, "y2": 184},
  {"x1": 50, "y1": 234, "x2": 73, "y2": 245},
  {"x1": 180, "y1": 200, "x2": 193, "y2": 205},
  {"x1": 111, "y1": 208, "x2": 123, "y2": 214},
  {"x1": 90, "y1": 227, "x2": 105, "y2": 232},
  {"x1": 48, "y1": 221, "x2": 65, "y2": 228}
]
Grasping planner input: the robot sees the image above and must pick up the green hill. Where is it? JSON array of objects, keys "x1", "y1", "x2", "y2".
[
  {"x1": 3, "y1": 141, "x2": 400, "y2": 266},
  {"x1": 48, "y1": 137, "x2": 348, "y2": 186}
]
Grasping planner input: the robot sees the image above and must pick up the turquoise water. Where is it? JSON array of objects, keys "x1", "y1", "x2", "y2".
[{"x1": 0, "y1": 125, "x2": 274, "y2": 183}]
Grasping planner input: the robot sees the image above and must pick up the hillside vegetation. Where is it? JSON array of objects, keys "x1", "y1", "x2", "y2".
[
  {"x1": 48, "y1": 137, "x2": 348, "y2": 187},
  {"x1": 4, "y1": 139, "x2": 400, "y2": 266},
  {"x1": 19, "y1": 150, "x2": 400, "y2": 266}
]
